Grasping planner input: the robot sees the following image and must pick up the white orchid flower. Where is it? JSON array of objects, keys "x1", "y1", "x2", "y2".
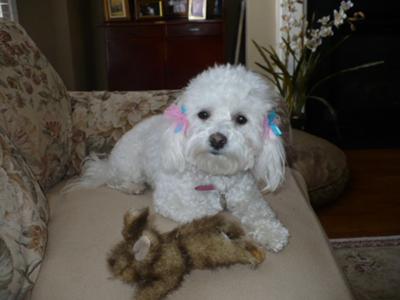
[
  {"x1": 333, "y1": 9, "x2": 347, "y2": 28},
  {"x1": 320, "y1": 26, "x2": 334, "y2": 37},
  {"x1": 340, "y1": 1, "x2": 354, "y2": 11},
  {"x1": 318, "y1": 16, "x2": 330, "y2": 25}
]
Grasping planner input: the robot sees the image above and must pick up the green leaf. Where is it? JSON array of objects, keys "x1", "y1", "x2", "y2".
[
  {"x1": 309, "y1": 61, "x2": 384, "y2": 95},
  {"x1": 306, "y1": 96, "x2": 337, "y2": 120},
  {"x1": 261, "y1": 45, "x2": 293, "y2": 95},
  {"x1": 281, "y1": 36, "x2": 299, "y2": 64},
  {"x1": 252, "y1": 40, "x2": 284, "y2": 94}
]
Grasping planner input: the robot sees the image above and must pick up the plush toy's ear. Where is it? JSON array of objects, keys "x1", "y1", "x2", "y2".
[
  {"x1": 122, "y1": 208, "x2": 149, "y2": 241},
  {"x1": 132, "y1": 235, "x2": 151, "y2": 261},
  {"x1": 160, "y1": 104, "x2": 188, "y2": 172},
  {"x1": 252, "y1": 113, "x2": 286, "y2": 191}
]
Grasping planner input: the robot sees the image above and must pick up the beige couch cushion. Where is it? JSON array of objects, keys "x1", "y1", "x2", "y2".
[{"x1": 32, "y1": 169, "x2": 353, "y2": 300}]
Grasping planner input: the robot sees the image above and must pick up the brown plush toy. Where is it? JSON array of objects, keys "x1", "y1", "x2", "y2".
[{"x1": 107, "y1": 208, "x2": 265, "y2": 300}]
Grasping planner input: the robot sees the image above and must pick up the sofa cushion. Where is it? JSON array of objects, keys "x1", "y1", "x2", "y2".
[
  {"x1": 289, "y1": 129, "x2": 349, "y2": 207},
  {"x1": 68, "y1": 90, "x2": 180, "y2": 176},
  {"x1": 0, "y1": 129, "x2": 48, "y2": 299},
  {"x1": 32, "y1": 169, "x2": 352, "y2": 300},
  {"x1": 0, "y1": 20, "x2": 72, "y2": 189}
]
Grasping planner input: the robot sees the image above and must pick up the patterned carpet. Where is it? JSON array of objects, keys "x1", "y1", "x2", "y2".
[{"x1": 331, "y1": 236, "x2": 400, "y2": 300}]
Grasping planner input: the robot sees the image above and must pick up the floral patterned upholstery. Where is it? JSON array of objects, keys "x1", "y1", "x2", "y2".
[
  {"x1": 68, "y1": 90, "x2": 181, "y2": 175},
  {"x1": 0, "y1": 130, "x2": 48, "y2": 299},
  {"x1": 0, "y1": 20, "x2": 72, "y2": 190}
]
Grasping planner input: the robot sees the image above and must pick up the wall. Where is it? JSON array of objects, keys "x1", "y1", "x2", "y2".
[
  {"x1": 246, "y1": 0, "x2": 279, "y2": 71},
  {"x1": 224, "y1": 0, "x2": 244, "y2": 63},
  {"x1": 17, "y1": 0, "x2": 74, "y2": 89},
  {"x1": 87, "y1": 0, "x2": 107, "y2": 90},
  {"x1": 16, "y1": 0, "x2": 103, "y2": 90}
]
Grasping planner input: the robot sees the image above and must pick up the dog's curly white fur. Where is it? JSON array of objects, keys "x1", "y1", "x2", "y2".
[{"x1": 74, "y1": 65, "x2": 289, "y2": 252}]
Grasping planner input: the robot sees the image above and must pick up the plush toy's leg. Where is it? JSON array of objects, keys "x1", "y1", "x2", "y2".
[
  {"x1": 186, "y1": 232, "x2": 265, "y2": 270},
  {"x1": 135, "y1": 275, "x2": 182, "y2": 300},
  {"x1": 221, "y1": 239, "x2": 266, "y2": 267},
  {"x1": 216, "y1": 216, "x2": 266, "y2": 265}
]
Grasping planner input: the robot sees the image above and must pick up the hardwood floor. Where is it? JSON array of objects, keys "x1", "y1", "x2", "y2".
[{"x1": 315, "y1": 149, "x2": 400, "y2": 239}]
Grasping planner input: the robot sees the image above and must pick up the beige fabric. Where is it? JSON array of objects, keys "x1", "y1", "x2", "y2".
[{"x1": 32, "y1": 169, "x2": 353, "y2": 300}]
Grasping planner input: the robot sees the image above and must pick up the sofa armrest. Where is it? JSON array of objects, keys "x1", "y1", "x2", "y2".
[
  {"x1": 67, "y1": 90, "x2": 181, "y2": 175},
  {"x1": 0, "y1": 129, "x2": 49, "y2": 298}
]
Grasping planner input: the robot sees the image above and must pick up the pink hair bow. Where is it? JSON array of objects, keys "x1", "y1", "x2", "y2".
[{"x1": 164, "y1": 104, "x2": 189, "y2": 134}]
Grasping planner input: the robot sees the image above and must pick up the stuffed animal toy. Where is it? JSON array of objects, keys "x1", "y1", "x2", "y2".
[
  {"x1": 107, "y1": 208, "x2": 265, "y2": 300},
  {"x1": 71, "y1": 65, "x2": 289, "y2": 253}
]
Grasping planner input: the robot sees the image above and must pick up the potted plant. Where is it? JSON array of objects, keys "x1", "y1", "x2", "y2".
[{"x1": 253, "y1": 0, "x2": 383, "y2": 130}]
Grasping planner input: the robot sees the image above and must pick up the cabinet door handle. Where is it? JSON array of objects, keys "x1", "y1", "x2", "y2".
[{"x1": 189, "y1": 27, "x2": 201, "y2": 32}]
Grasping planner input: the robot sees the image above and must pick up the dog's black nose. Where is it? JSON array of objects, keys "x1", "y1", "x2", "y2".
[{"x1": 209, "y1": 132, "x2": 228, "y2": 150}]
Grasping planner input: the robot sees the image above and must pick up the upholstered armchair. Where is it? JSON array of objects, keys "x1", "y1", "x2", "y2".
[{"x1": 0, "y1": 20, "x2": 352, "y2": 300}]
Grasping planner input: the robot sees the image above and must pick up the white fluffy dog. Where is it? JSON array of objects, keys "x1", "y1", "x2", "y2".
[{"x1": 75, "y1": 65, "x2": 289, "y2": 252}]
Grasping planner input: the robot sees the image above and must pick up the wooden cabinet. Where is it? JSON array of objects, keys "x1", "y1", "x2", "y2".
[{"x1": 104, "y1": 20, "x2": 225, "y2": 91}]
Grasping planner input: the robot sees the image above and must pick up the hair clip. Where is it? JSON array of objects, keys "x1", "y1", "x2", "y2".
[
  {"x1": 164, "y1": 104, "x2": 189, "y2": 134},
  {"x1": 264, "y1": 111, "x2": 282, "y2": 139}
]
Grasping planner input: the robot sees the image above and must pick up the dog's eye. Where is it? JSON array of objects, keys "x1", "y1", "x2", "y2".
[
  {"x1": 198, "y1": 110, "x2": 210, "y2": 120},
  {"x1": 235, "y1": 114, "x2": 247, "y2": 125}
]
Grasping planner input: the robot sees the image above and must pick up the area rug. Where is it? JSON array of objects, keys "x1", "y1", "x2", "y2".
[{"x1": 331, "y1": 236, "x2": 400, "y2": 300}]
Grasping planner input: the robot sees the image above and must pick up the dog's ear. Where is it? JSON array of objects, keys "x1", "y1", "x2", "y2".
[
  {"x1": 160, "y1": 126, "x2": 186, "y2": 172},
  {"x1": 252, "y1": 113, "x2": 286, "y2": 192},
  {"x1": 160, "y1": 104, "x2": 188, "y2": 172}
]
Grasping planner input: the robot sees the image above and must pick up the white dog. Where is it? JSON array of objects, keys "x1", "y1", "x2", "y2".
[{"x1": 74, "y1": 65, "x2": 289, "y2": 252}]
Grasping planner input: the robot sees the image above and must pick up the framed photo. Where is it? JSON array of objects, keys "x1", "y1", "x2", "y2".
[
  {"x1": 165, "y1": 0, "x2": 188, "y2": 18},
  {"x1": 104, "y1": 0, "x2": 131, "y2": 21},
  {"x1": 207, "y1": 0, "x2": 223, "y2": 19},
  {"x1": 188, "y1": 0, "x2": 206, "y2": 20},
  {"x1": 135, "y1": 0, "x2": 164, "y2": 20}
]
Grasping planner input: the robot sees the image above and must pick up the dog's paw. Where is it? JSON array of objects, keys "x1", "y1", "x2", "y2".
[
  {"x1": 128, "y1": 183, "x2": 147, "y2": 195},
  {"x1": 250, "y1": 223, "x2": 289, "y2": 253},
  {"x1": 108, "y1": 182, "x2": 147, "y2": 195}
]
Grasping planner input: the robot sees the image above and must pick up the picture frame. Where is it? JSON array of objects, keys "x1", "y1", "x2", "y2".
[
  {"x1": 207, "y1": 0, "x2": 223, "y2": 19},
  {"x1": 135, "y1": 0, "x2": 164, "y2": 20},
  {"x1": 188, "y1": 0, "x2": 206, "y2": 20},
  {"x1": 104, "y1": 0, "x2": 131, "y2": 21},
  {"x1": 165, "y1": 0, "x2": 188, "y2": 18}
]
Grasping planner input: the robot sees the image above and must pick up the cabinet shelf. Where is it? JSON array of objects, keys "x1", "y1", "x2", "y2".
[{"x1": 104, "y1": 19, "x2": 225, "y2": 90}]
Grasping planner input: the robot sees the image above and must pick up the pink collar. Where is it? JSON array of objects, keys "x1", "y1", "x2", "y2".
[{"x1": 195, "y1": 184, "x2": 216, "y2": 191}]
